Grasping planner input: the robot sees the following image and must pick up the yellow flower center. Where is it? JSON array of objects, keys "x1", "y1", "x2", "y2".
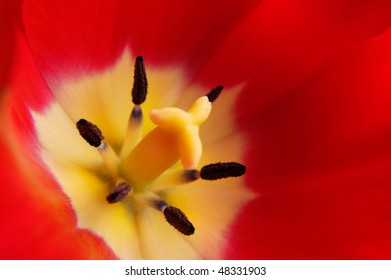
[{"x1": 32, "y1": 49, "x2": 254, "y2": 259}]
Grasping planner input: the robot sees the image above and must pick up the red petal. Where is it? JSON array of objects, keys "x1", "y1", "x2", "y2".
[
  {"x1": 0, "y1": 102, "x2": 117, "y2": 259},
  {"x1": 228, "y1": 26, "x2": 391, "y2": 259},
  {"x1": 0, "y1": 1, "x2": 20, "y2": 87},
  {"x1": 196, "y1": 0, "x2": 391, "y2": 107},
  {"x1": 22, "y1": 0, "x2": 262, "y2": 89},
  {"x1": 2, "y1": 29, "x2": 117, "y2": 259}
]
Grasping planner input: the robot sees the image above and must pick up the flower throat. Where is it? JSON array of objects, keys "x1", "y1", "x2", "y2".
[{"x1": 75, "y1": 56, "x2": 246, "y2": 236}]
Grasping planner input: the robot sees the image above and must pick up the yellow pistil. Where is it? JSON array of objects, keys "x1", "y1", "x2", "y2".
[
  {"x1": 32, "y1": 49, "x2": 254, "y2": 259},
  {"x1": 120, "y1": 96, "x2": 210, "y2": 190}
]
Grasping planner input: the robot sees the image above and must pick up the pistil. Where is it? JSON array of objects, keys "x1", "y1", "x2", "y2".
[{"x1": 120, "y1": 94, "x2": 213, "y2": 190}]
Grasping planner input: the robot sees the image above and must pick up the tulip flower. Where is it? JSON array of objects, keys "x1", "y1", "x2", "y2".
[{"x1": 2, "y1": 0, "x2": 391, "y2": 260}]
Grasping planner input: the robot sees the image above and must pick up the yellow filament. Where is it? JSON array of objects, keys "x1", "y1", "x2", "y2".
[
  {"x1": 97, "y1": 142, "x2": 120, "y2": 179},
  {"x1": 120, "y1": 106, "x2": 143, "y2": 158},
  {"x1": 148, "y1": 168, "x2": 199, "y2": 192}
]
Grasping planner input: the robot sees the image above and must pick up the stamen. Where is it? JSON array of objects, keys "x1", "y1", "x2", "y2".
[
  {"x1": 163, "y1": 206, "x2": 195, "y2": 236},
  {"x1": 120, "y1": 56, "x2": 148, "y2": 157},
  {"x1": 206, "y1": 85, "x2": 223, "y2": 103},
  {"x1": 120, "y1": 105, "x2": 143, "y2": 158},
  {"x1": 130, "y1": 105, "x2": 143, "y2": 124},
  {"x1": 133, "y1": 191, "x2": 168, "y2": 211},
  {"x1": 147, "y1": 169, "x2": 200, "y2": 192},
  {"x1": 132, "y1": 192, "x2": 194, "y2": 235},
  {"x1": 106, "y1": 182, "x2": 131, "y2": 203},
  {"x1": 200, "y1": 162, "x2": 246, "y2": 180},
  {"x1": 152, "y1": 199, "x2": 169, "y2": 212},
  {"x1": 132, "y1": 56, "x2": 148, "y2": 105},
  {"x1": 76, "y1": 119, "x2": 120, "y2": 178},
  {"x1": 182, "y1": 169, "x2": 200, "y2": 182},
  {"x1": 97, "y1": 142, "x2": 120, "y2": 178},
  {"x1": 76, "y1": 119, "x2": 104, "y2": 147}
]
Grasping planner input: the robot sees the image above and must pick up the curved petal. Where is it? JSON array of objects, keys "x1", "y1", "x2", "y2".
[
  {"x1": 22, "y1": 0, "x2": 262, "y2": 91},
  {"x1": 228, "y1": 26, "x2": 391, "y2": 259},
  {"x1": 1, "y1": 31, "x2": 116, "y2": 259},
  {"x1": 195, "y1": 0, "x2": 391, "y2": 113},
  {"x1": 0, "y1": 1, "x2": 20, "y2": 88},
  {"x1": 0, "y1": 102, "x2": 116, "y2": 259}
]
